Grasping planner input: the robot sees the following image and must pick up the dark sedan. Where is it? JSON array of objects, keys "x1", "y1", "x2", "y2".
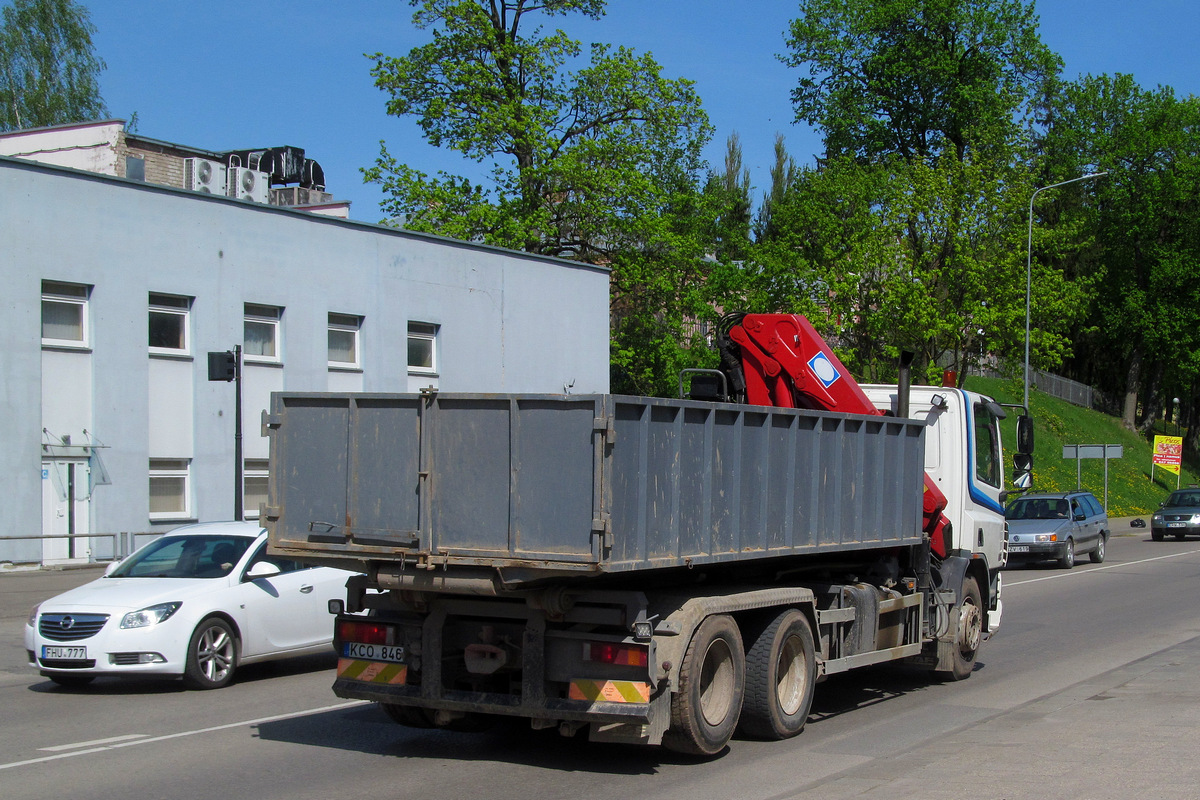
[{"x1": 1151, "y1": 489, "x2": 1200, "y2": 541}]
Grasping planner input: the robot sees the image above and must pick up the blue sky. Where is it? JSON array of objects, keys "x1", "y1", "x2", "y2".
[{"x1": 85, "y1": 1, "x2": 1200, "y2": 221}]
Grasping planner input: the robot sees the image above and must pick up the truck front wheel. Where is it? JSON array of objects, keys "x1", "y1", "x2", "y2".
[
  {"x1": 739, "y1": 609, "x2": 816, "y2": 740},
  {"x1": 941, "y1": 576, "x2": 982, "y2": 681},
  {"x1": 663, "y1": 614, "x2": 745, "y2": 756}
]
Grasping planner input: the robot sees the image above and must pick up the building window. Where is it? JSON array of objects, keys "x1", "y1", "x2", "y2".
[
  {"x1": 328, "y1": 313, "x2": 362, "y2": 369},
  {"x1": 125, "y1": 156, "x2": 146, "y2": 182},
  {"x1": 41, "y1": 281, "x2": 90, "y2": 348},
  {"x1": 244, "y1": 303, "x2": 282, "y2": 363},
  {"x1": 243, "y1": 459, "x2": 269, "y2": 519},
  {"x1": 149, "y1": 459, "x2": 190, "y2": 520},
  {"x1": 407, "y1": 321, "x2": 438, "y2": 374},
  {"x1": 149, "y1": 293, "x2": 191, "y2": 355}
]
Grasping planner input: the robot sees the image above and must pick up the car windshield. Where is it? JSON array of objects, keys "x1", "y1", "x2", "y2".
[
  {"x1": 1167, "y1": 492, "x2": 1200, "y2": 507},
  {"x1": 109, "y1": 535, "x2": 254, "y2": 579},
  {"x1": 1006, "y1": 498, "x2": 1070, "y2": 521}
]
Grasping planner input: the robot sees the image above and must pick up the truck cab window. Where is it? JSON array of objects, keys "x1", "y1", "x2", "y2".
[{"x1": 973, "y1": 403, "x2": 1001, "y2": 488}]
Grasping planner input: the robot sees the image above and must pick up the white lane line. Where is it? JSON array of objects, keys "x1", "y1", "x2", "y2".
[
  {"x1": 1, "y1": 700, "x2": 367, "y2": 772},
  {"x1": 40, "y1": 734, "x2": 148, "y2": 751},
  {"x1": 1006, "y1": 547, "x2": 1200, "y2": 586}
]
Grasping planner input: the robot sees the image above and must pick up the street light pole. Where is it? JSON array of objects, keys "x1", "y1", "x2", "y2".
[{"x1": 1024, "y1": 172, "x2": 1107, "y2": 412}]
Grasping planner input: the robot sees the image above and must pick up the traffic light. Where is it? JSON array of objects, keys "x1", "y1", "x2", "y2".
[{"x1": 207, "y1": 350, "x2": 237, "y2": 382}]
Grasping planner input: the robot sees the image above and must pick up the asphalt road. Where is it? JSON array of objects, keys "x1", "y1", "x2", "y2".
[{"x1": 4, "y1": 530, "x2": 1200, "y2": 800}]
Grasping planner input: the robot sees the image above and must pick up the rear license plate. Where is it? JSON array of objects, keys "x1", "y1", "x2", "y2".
[
  {"x1": 1009, "y1": 545, "x2": 1030, "y2": 553},
  {"x1": 342, "y1": 642, "x2": 405, "y2": 663},
  {"x1": 1168, "y1": 522, "x2": 1186, "y2": 528},
  {"x1": 42, "y1": 645, "x2": 86, "y2": 660}
]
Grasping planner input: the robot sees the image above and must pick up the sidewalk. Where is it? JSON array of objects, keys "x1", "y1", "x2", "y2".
[{"x1": 797, "y1": 635, "x2": 1200, "y2": 799}]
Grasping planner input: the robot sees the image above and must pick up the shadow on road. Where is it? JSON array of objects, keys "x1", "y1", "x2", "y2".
[
  {"x1": 252, "y1": 660, "x2": 977, "y2": 772},
  {"x1": 25, "y1": 652, "x2": 340, "y2": 695}
]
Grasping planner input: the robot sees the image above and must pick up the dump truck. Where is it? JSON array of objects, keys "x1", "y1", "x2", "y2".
[{"x1": 263, "y1": 313, "x2": 1029, "y2": 755}]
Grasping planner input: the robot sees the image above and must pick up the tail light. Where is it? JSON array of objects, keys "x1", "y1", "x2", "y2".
[
  {"x1": 338, "y1": 620, "x2": 394, "y2": 645},
  {"x1": 585, "y1": 642, "x2": 648, "y2": 668}
]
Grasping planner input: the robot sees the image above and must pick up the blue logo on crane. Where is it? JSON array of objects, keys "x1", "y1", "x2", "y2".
[{"x1": 808, "y1": 352, "x2": 841, "y2": 388}]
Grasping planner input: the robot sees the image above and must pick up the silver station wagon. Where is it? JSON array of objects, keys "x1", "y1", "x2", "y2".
[{"x1": 1004, "y1": 491, "x2": 1109, "y2": 569}]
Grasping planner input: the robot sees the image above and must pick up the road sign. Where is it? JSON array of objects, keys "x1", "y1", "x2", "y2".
[{"x1": 1062, "y1": 444, "x2": 1124, "y2": 510}]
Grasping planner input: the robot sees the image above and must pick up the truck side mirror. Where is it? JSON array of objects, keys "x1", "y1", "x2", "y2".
[
  {"x1": 1016, "y1": 414, "x2": 1034, "y2": 454},
  {"x1": 1013, "y1": 452, "x2": 1033, "y2": 489}
]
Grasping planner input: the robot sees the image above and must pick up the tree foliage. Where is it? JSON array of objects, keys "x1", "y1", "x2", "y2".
[
  {"x1": 1041, "y1": 74, "x2": 1200, "y2": 431},
  {"x1": 783, "y1": 0, "x2": 1059, "y2": 163},
  {"x1": 0, "y1": 0, "x2": 106, "y2": 132},
  {"x1": 366, "y1": 0, "x2": 720, "y2": 396},
  {"x1": 366, "y1": 0, "x2": 711, "y2": 259}
]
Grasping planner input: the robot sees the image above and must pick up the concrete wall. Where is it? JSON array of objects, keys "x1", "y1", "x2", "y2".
[{"x1": 0, "y1": 157, "x2": 610, "y2": 564}]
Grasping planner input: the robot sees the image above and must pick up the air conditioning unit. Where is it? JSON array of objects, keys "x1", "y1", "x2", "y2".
[
  {"x1": 227, "y1": 167, "x2": 269, "y2": 203},
  {"x1": 183, "y1": 158, "x2": 227, "y2": 194}
]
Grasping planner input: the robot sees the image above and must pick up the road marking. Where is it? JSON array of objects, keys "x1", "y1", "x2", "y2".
[
  {"x1": 0, "y1": 700, "x2": 367, "y2": 772},
  {"x1": 40, "y1": 734, "x2": 148, "y2": 751},
  {"x1": 1006, "y1": 547, "x2": 1200, "y2": 586}
]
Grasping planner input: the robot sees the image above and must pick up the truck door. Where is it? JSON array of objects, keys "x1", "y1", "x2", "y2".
[{"x1": 966, "y1": 400, "x2": 1006, "y2": 564}]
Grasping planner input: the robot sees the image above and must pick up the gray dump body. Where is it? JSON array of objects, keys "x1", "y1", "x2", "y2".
[{"x1": 264, "y1": 393, "x2": 926, "y2": 579}]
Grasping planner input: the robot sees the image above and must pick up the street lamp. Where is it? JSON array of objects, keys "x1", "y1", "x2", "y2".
[{"x1": 1024, "y1": 172, "x2": 1107, "y2": 412}]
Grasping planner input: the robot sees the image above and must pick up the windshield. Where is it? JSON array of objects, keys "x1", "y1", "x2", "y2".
[
  {"x1": 110, "y1": 535, "x2": 255, "y2": 579},
  {"x1": 1006, "y1": 497, "x2": 1070, "y2": 521},
  {"x1": 1167, "y1": 492, "x2": 1200, "y2": 507}
]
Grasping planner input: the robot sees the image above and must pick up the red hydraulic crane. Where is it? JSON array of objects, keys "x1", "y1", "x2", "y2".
[{"x1": 717, "y1": 312, "x2": 952, "y2": 557}]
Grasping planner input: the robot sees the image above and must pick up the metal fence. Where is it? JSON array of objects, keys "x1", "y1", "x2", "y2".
[
  {"x1": 0, "y1": 532, "x2": 159, "y2": 566},
  {"x1": 972, "y1": 364, "x2": 1095, "y2": 409}
]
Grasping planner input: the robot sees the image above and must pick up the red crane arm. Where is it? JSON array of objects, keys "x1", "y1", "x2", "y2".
[{"x1": 726, "y1": 314, "x2": 951, "y2": 557}]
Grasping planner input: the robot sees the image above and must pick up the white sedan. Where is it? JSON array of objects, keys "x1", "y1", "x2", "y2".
[{"x1": 25, "y1": 521, "x2": 357, "y2": 689}]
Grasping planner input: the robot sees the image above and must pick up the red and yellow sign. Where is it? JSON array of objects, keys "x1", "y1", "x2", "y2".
[
  {"x1": 337, "y1": 658, "x2": 408, "y2": 685},
  {"x1": 569, "y1": 679, "x2": 650, "y2": 704},
  {"x1": 1153, "y1": 435, "x2": 1183, "y2": 476}
]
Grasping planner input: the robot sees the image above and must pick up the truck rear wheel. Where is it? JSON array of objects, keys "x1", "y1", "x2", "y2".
[
  {"x1": 941, "y1": 575, "x2": 982, "y2": 681},
  {"x1": 738, "y1": 609, "x2": 816, "y2": 740},
  {"x1": 663, "y1": 614, "x2": 744, "y2": 756}
]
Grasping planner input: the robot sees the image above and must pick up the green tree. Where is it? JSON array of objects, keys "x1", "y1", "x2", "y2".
[
  {"x1": 0, "y1": 0, "x2": 106, "y2": 131},
  {"x1": 775, "y1": 0, "x2": 1069, "y2": 384},
  {"x1": 365, "y1": 0, "x2": 711, "y2": 259},
  {"x1": 783, "y1": 0, "x2": 1059, "y2": 163},
  {"x1": 367, "y1": 0, "x2": 717, "y2": 396},
  {"x1": 1041, "y1": 74, "x2": 1200, "y2": 432}
]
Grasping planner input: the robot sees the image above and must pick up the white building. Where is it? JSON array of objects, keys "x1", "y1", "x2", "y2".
[{"x1": 0, "y1": 124, "x2": 610, "y2": 567}]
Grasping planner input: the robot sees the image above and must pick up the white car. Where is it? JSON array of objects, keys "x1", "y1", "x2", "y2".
[{"x1": 25, "y1": 521, "x2": 356, "y2": 689}]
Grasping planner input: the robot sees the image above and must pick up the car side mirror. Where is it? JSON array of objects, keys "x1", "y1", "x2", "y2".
[
  {"x1": 1074, "y1": 512, "x2": 1086, "y2": 521},
  {"x1": 245, "y1": 561, "x2": 281, "y2": 580}
]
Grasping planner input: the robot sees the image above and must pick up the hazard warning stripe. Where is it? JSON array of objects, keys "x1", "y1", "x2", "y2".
[
  {"x1": 337, "y1": 658, "x2": 408, "y2": 685},
  {"x1": 569, "y1": 679, "x2": 650, "y2": 703}
]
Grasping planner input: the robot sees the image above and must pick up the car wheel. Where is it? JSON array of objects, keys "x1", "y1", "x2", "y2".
[
  {"x1": 937, "y1": 575, "x2": 983, "y2": 682},
  {"x1": 183, "y1": 617, "x2": 238, "y2": 689},
  {"x1": 47, "y1": 673, "x2": 95, "y2": 688},
  {"x1": 1176, "y1": 531, "x2": 1186, "y2": 541},
  {"x1": 1152, "y1": 529, "x2": 1164, "y2": 542},
  {"x1": 1058, "y1": 539, "x2": 1075, "y2": 569},
  {"x1": 1090, "y1": 534, "x2": 1106, "y2": 564}
]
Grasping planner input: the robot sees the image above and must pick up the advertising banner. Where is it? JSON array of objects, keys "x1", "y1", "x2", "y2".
[{"x1": 1153, "y1": 435, "x2": 1183, "y2": 477}]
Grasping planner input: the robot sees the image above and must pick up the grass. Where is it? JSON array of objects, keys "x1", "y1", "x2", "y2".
[{"x1": 961, "y1": 376, "x2": 1196, "y2": 517}]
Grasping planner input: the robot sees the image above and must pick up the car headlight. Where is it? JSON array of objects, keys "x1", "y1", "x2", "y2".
[
  {"x1": 1152, "y1": 514, "x2": 1163, "y2": 522},
  {"x1": 28, "y1": 605, "x2": 39, "y2": 627},
  {"x1": 120, "y1": 602, "x2": 182, "y2": 629},
  {"x1": 1191, "y1": 514, "x2": 1200, "y2": 523}
]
